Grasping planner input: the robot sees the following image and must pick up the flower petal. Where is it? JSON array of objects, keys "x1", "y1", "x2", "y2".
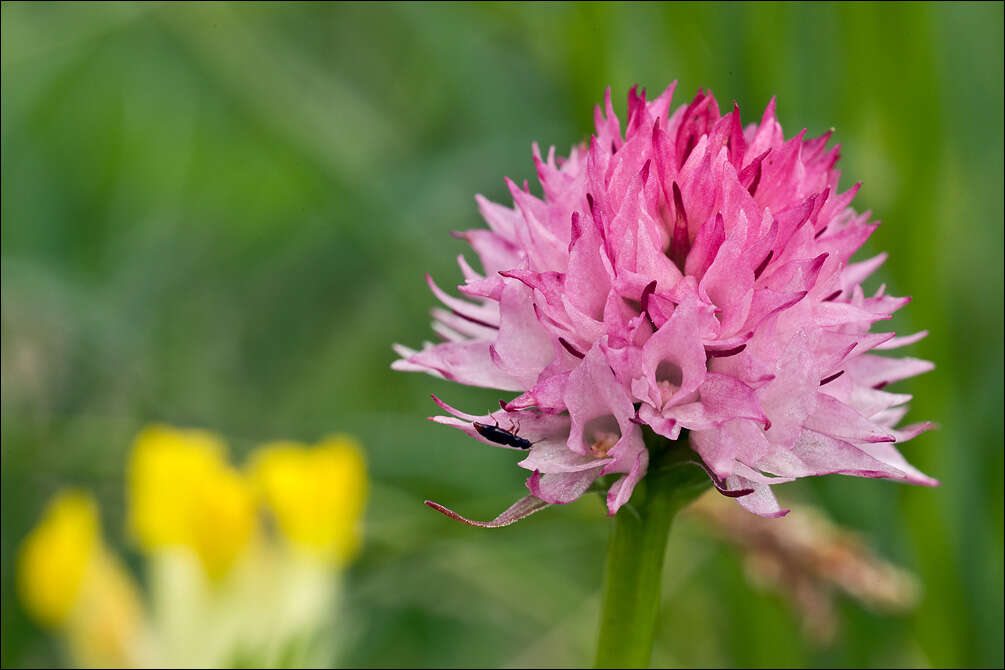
[{"x1": 425, "y1": 496, "x2": 550, "y2": 528}]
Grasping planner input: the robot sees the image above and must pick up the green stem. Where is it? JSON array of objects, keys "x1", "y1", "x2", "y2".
[{"x1": 594, "y1": 434, "x2": 708, "y2": 669}]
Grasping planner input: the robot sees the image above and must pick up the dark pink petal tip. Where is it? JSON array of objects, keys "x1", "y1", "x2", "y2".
[
  {"x1": 718, "y1": 485, "x2": 755, "y2": 498},
  {"x1": 706, "y1": 343, "x2": 747, "y2": 358},
  {"x1": 819, "y1": 370, "x2": 844, "y2": 385},
  {"x1": 690, "y1": 458, "x2": 755, "y2": 499},
  {"x1": 559, "y1": 337, "x2": 586, "y2": 359}
]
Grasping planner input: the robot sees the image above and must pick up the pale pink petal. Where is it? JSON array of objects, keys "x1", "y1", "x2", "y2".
[
  {"x1": 606, "y1": 447, "x2": 649, "y2": 515},
  {"x1": 846, "y1": 355, "x2": 935, "y2": 388},
  {"x1": 756, "y1": 331, "x2": 820, "y2": 446},
  {"x1": 637, "y1": 293, "x2": 714, "y2": 408},
  {"x1": 565, "y1": 344, "x2": 641, "y2": 462},
  {"x1": 527, "y1": 468, "x2": 604, "y2": 504},
  {"x1": 399, "y1": 340, "x2": 523, "y2": 390},
  {"x1": 430, "y1": 307, "x2": 497, "y2": 341},
  {"x1": 853, "y1": 440, "x2": 939, "y2": 487},
  {"x1": 726, "y1": 463, "x2": 790, "y2": 518},
  {"x1": 873, "y1": 330, "x2": 929, "y2": 350},
  {"x1": 490, "y1": 281, "x2": 555, "y2": 388},
  {"x1": 758, "y1": 429, "x2": 926, "y2": 482},
  {"x1": 804, "y1": 392, "x2": 897, "y2": 444},
  {"x1": 426, "y1": 274, "x2": 499, "y2": 327},
  {"x1": 519, "y1": 440, "x2": 612, "y2": 473}
]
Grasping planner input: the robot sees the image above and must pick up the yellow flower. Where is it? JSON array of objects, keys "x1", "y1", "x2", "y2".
[
  {"x1": 127, "y1": 424, "x2": 256, "y2": 579},
  {"x1": 18, "y1": 491, "x2": 147, "y2": 668},
  {"x1": 250, "y1": 435, "x2": 367, "y2": 565},
  {"x1": 17, "y1": 491, "x2": 100, "y2": 628},
  {"x1": 66, "y1": 550, "x2": 148, "y2": 668}
]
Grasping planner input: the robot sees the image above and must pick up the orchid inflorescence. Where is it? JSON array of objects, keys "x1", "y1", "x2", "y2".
[{"x1": 395, "y1": 82, "x2": 934, "y2": 526}]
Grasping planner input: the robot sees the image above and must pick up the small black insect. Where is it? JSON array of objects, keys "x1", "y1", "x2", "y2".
[{"x1": 473, "y1": 421, "x2": 533, "y2": 450}]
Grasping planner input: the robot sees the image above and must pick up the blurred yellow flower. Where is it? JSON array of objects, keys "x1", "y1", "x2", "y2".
[
  {"x1": 17, "y1": 491, "x2": 100, "y2": 628},
  {"x1": 250, "y1": 435, "x2": 367, "y2": 565},
  {"x1": 66, "y1": 550, "x2": 148, "y2": 668},
  {"x1": 18, "y1": 425, "x2": 369, "y2": 668},
  {"x1": 18, "y1": 491, "x2": 147, "y2": 668},
  {"x1": 127, "y1": 424, "x2": 256, "y2": 579}
]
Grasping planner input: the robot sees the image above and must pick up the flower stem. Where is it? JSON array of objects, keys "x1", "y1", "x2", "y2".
[{"x1": 594, "y1": 435, "x2": 708, "y2": 669}]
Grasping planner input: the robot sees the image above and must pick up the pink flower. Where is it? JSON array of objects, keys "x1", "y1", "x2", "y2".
[{"x1": 394, "y1": 83, "x2": 935, "y2": 524}]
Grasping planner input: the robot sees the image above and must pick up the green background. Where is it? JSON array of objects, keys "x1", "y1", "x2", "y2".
[{"x1": 2, "y1": 2, "x2": 1002, "y2": 667}]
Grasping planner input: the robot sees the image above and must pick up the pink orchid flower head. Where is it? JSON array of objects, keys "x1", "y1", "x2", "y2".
[{"x1": 393, "y1": 83, "x2": 935, "y2": 525}]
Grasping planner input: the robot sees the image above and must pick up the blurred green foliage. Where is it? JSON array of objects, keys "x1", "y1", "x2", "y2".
[{"x1": 2, "y1": 2, "x2": 1002, "y2": 667}]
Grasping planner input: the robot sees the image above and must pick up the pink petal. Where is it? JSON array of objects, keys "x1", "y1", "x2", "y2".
[
  {"x1": 606, "y1": 447, "x2": 649, "y2": 515},
  {"x1": 565, "y1": 343, "x2": 639, "y2": 456},
  {"x1": 519, "y1": 440, "x2": 612, "y2": 473},
  {"x1": 726, "y1": 463, "x2": 790, "y2": 518},
  {"x1": 397, "y1": 340, "x2": 522, "y2": 390},
  {"x1": 426, "y1": 274, "x2": 499, "y2": 327},
  {"x1": 490, "y1": 281, "x2": 555, "y2": 388},
  {"x1": 637, "y1": 293, "x2": 714, "y2": 408},
  {"x1": 756, "y1": 331, "x2": 820, "y2": 446},
  {"x1": 846, "y1": 355, "x2": 935, "y2": 389},
  {"x1": 527, "y1": 468, "x2": 604, "y2": 504},
  {"x1": 804, "y1": 392, "x2": 896, "y2": 444},
  {"x1": 759, "y1": 429, "x2": 927, "y2": 483},
  {"x1": 425, "y1": 496, "x2": 550, "y2": 528}
]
